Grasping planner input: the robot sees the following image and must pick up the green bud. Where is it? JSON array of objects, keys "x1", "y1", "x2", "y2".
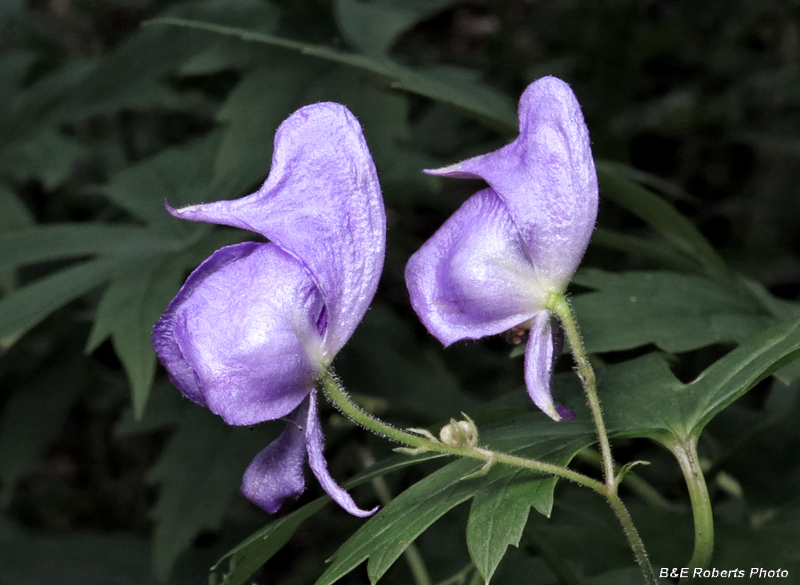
[{"x1": 439, "y1": 416, "x2": 478, "y2": 447}]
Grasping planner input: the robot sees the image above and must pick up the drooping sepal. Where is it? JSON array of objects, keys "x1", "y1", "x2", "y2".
[
  {"x1": 241, "y1": 398, "x2": 310, "y2": 513},
  {"x1": 305, "y1": 391, "x2": 378, "y2": 518}
]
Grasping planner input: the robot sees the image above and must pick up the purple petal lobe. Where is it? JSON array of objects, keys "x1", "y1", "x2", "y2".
[
  {"x1": 305, "y1": 391, "x2": 378, "y2": 517},
  {"x1": 426, "y1": 77, "x2": 598, "y2": 290},
  {"x1": 524, "y1": 312, "x2": 562, "y2": 421},
  {"x1": 153, "y1": 242, "x2": 324, "y2": 426},
  {"x1": 555, "y1": 405, "x2": 576, "y2": 421},
  {"x1": 241, "y1": 398, "x2": 310, "y2": 513},
  {"x1": 406, "y1": 188, "x2": 545, "y2": 346},
  {"x1": 167, "y1": 103, "x2": 385, "y2": 355}
]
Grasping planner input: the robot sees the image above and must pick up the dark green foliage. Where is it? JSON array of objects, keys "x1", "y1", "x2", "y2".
[{"x1": 2, "y1": 1, "x2": 800, "y2": 584}]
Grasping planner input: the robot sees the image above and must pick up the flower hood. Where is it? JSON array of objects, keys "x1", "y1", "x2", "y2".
[
  {"x1": 405, "y1": 77, "x2": 597, "y2": 420},
  {"x1": 153, "y1": 102, "x2": 385, "y2": 516}
]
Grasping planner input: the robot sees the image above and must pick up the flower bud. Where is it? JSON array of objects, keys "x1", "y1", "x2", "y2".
[{"x1": 439, "y1": 417, "x2": 478, "y2": 447}]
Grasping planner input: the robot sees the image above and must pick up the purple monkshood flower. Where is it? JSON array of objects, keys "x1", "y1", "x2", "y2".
[
  {"x1": 152, "y1": 103, "x2": 385, "y2": 517},
  {"x1": 405, "y1": 76, "x2": 598, "y2": 421}
]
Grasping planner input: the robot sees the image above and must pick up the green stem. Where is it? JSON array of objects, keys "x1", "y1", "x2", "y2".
[
  {"x1": 319, "y1": 372, "x2": 605, "y2": 494},
  {"x1": 547, "y1": 293, "x2": 657, "y2": 585},
  {"x1": 606, "y1": 492, "x2": 658, "y2": 585},
  {"x1": 671, "y1": 437, "x2": 714, "y2": 579},
  {"x1": 547, "y1": 293, "x2": 615, "y2": 489},
  {"x1": 577, "y1": 448, "x2": 684, "y2": 513},
  {"x1": 320, "y1": 342, "x2": 657, "y2": 585}
]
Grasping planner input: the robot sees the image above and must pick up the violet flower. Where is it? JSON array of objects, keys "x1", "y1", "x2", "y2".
[
  {"x1": 152, "y1": 103, "x2": 384, "y2": 516},
  {"x1": 405, "y1": 76, "x2": 598, "y2": 421}
]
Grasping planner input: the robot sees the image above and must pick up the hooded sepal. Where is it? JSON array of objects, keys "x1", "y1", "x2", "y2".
[
  {"x1": 425, "y1": 76, "x2": 598, "y2": 291},
  {"x1": 166, "y1": 102, "x2": 386, "y2": 355}
]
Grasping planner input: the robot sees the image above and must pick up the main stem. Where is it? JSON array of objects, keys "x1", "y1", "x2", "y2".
[
  {"x1": 547, "y1": 293, "x2": 615, "y2": 488},
  {"x1": 547, "y1": 293, "x2": 657, "y2": 585},
  {"x1": 606, "y1": 492, "x2": 658, "y2": 585},
  {"x1": 671, "y1": 437, "x2": 714, "y2": 580}
]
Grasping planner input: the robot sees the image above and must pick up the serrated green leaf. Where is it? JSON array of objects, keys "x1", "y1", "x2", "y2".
[
  {"x1": 334, "y1": 0, "x2": 455, "y2": 57},
  {"x1": 0, "y1": 224, "x2": 181, "y2": 271},
  {"x1": 596, "y1": 162, "x2": 727, "y2": 276},
  {"x1": 147, "y1": 408, "x2": 273, "y2": 582},
  {"x1": 466, "y1": 473, "x2": 535, "y2": 584},
  {"x1": 594, "y1": 314, "x2": 800, "y2": 443},
  {"x1": 572, "y1": 269, "x2": 777, "y2": 354},
  {"x1": 321, "y1": 457, "x2": 478, "y2": 585},
  {"x1": 317, "y1": 420, "x2": 594, "y2": 585},
  {"x1": 0, "y1": 258, "x2": 120, "y2": 349},
  {"x1": 145, "y1": 18, "x2": 517, "y2": 131}
]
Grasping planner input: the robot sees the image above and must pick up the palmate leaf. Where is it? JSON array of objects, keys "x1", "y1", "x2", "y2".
[
  {"x1": 213, "y1": 315, "x2": 800, "y2": 585},
  {"x1": 466, "y1": 468, "x2": 553, "y2": 584},
  {"x1": 317, "y1": 421, "x2": 595, "y2": 585},
  {"x1": 571, "y1": 269, "x2": 786, "y2": 354},
  {"x1": 594, "y1": 314, "x2": 800, "y2": 444}
]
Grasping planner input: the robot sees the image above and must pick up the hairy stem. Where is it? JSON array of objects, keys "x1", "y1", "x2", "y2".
[
  {"x1": 577, "y1": 448, "x2": 683, "y2": 512},
  {"x1": 320, "y1": 350, "x2": 657, "y2": 584},
  {"x1": 547, "y1": 293, "x2": 657, "y2": 584},
  {"x1": 606, "y1": 492, "x2": 658, "y2": 585},
  {"x1": 547, "y1": 293, "x2": 615, "y2": 488},
  {"x1": 319, "y1": 371, "x2": 605, "y2": 494}
]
